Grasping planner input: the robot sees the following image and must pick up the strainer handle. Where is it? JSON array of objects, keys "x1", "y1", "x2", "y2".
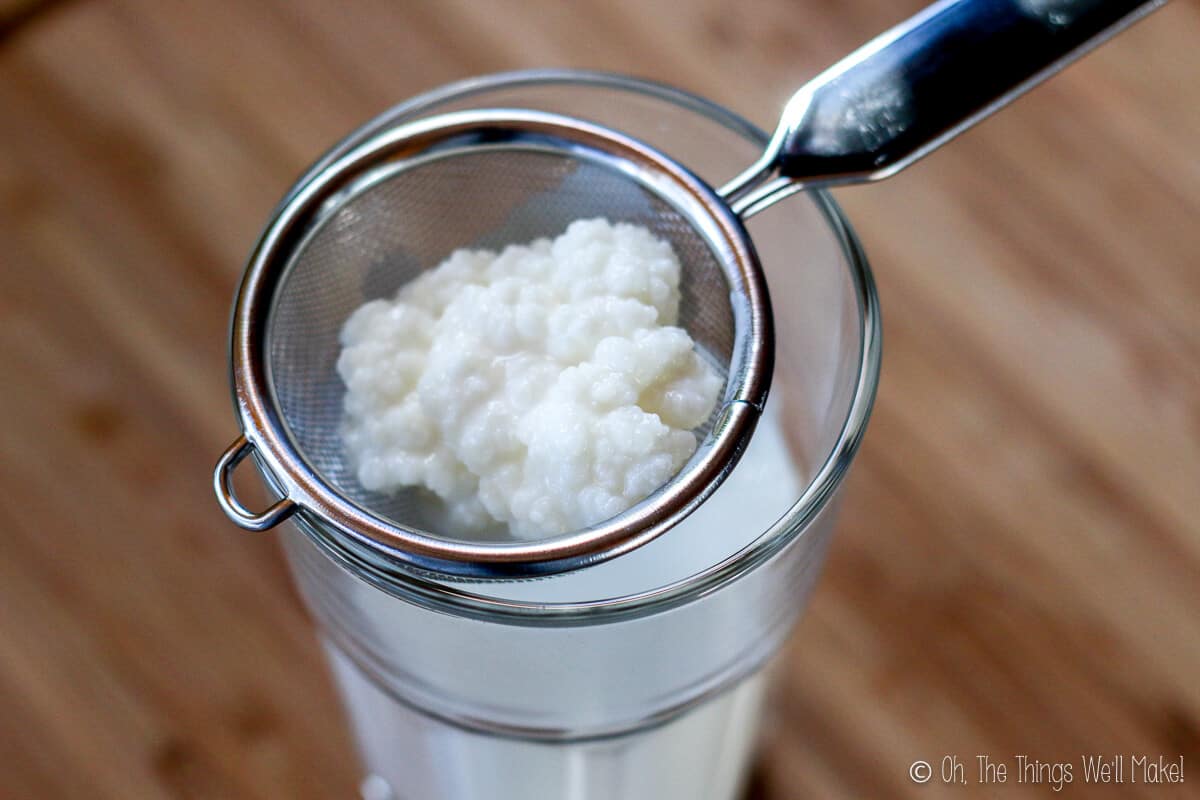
[
  {"x1": 772, "y1": 0, "x2": 1164, "y2": 186},
  {"x1": 214, "y1": 434, "x2": 298, "y2": 531}
]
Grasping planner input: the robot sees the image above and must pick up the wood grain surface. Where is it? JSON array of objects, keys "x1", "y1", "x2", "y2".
[{"x1": 1, "y1": 1, "x2": 1197, "y2": 798}]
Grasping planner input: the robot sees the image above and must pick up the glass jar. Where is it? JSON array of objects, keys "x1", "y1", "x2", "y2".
[{"x1": 260, "y1": 69, "x2": 880, "y2": 800}]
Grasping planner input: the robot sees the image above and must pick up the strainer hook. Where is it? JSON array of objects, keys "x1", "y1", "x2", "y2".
[{"x1": 215, "y1": 434, "x2": 298, "y2": 531}]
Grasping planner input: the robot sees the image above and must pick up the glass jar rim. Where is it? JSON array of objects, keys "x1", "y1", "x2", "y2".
[{"x1": 262, "y1": 69, "x2": 882, "y2": 626}]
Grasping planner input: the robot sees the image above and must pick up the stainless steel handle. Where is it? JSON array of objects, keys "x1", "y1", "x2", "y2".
[
  {"x1": 725, "y1": 0, "x2": 1166, "y2": 215},
  {"x1": 777, "y1": 0, "x2": 1165, "y2": 184},
  {"x1": 214, "y1": 434, "x2": 297, "y2": 531}
]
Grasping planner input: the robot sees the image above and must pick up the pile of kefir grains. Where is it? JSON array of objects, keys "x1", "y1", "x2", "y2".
[{"x1": 337, "y1": 218, "x2": 721, "y2": 539}]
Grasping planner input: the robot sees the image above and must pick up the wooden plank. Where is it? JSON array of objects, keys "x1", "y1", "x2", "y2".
[{"x1": 0, "y1": 1, "x2": 1196, "y2": 798}]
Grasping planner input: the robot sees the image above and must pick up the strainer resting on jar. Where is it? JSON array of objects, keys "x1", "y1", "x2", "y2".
[{"x1": 214, "y1": 0, "x2": 1160, "y2": 578}]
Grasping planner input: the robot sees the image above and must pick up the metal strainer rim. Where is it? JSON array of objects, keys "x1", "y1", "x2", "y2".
[{"x1": 217, "y1": 108, "x2": 773, "y2": 578}]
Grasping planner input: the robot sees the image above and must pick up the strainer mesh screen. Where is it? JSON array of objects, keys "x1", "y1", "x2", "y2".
[{"x1": 266, "y1": 148, "x2": 735, "y2": 538}]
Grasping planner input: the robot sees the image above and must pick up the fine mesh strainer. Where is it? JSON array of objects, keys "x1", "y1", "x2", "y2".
[
  {"x1": 215, "y1": 0, "x2": 1160, "y2": 578},
  {"x1": 219, "y1": 111, "x2": 769, "y2": 578}
]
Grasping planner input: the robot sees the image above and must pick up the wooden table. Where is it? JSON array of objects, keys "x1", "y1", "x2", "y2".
[{"x1": 2, "y1": 1, "x2": 1197, "y2": 797}]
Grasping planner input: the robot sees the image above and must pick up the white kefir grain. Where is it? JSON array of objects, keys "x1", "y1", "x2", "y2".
[{"x1": 337, "y1": 219, "x2": 722, "y2": 539}]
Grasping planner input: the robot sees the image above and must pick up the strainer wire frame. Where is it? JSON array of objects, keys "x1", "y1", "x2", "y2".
[{"x1": 216, "y1": 108, "x2": 774, "y2": 579}]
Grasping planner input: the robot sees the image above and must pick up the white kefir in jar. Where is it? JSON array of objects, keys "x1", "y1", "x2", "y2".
[{"x1": 324, "y1": 394, "x2": 802, "y2": 800}]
